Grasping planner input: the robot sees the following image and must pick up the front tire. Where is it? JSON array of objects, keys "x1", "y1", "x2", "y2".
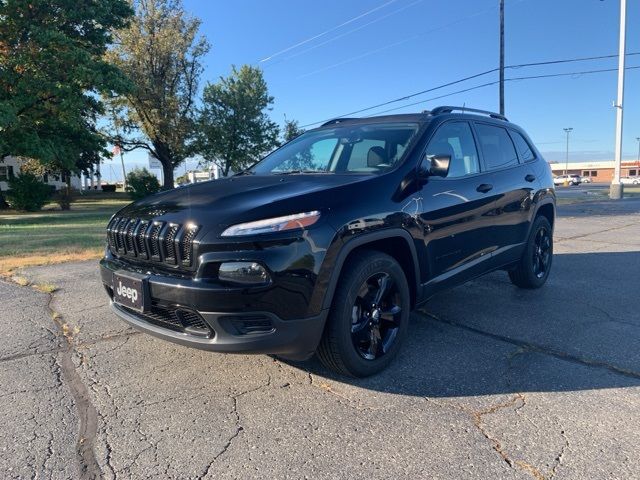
[
  {"x1": 508, "y1": 215, "x2": 553, "y2": 289},
  {"x1": 316, "y1": 250, "x2": 410, "y2": 377}
]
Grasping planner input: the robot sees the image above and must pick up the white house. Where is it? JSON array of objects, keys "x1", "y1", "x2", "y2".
[{"x1": 0, "y1": 156, "x2": 83, "y2": 191}]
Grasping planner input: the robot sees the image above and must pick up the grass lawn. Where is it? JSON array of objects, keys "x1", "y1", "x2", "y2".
[{"x1": 0, "y1": 195, "x2": 130, "y2": 275}]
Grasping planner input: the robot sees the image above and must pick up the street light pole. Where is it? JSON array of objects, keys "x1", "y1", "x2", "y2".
[
  {"x1": 636, "y1": 137, "x2": 640, "y2": 164},
  {"x1": 499, "y1": 0, "x2": 505, "y2": 116},
  {"x1": 564, "y1": 128, "x2": 573, "y2": 175},
  {"x1": 610, "y1": 0, "x2": 627, "y2": 199}
]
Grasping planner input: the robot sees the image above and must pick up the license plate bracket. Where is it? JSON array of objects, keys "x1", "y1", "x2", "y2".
[{"x1": 112, "y1": 270, "x2": 149, "y2": 312}]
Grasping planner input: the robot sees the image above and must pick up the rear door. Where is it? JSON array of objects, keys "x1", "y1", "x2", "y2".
[
  {"x1": 473, "y1": 122, "x2": 537, "y2": 265},
  {"x1": 417, "y1": 121, "x2": 497, "y2": 291}
]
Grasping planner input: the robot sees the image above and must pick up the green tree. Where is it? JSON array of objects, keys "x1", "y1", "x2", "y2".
[
  {"x1": 106, "y1": 0, "x2": 209, "y2": 189},
  {"x1": 283, "y1": 118, "x2": 305, "y2": 143},
  {"x1": 194, "y1": 65, "x2": 280, "y2": 176},
  {"x1": 0, "y1": 0, "x2": 133, "y2": 208},
  {"x1": 125, "y1": 168, "x2": 160, "y2": 200}
]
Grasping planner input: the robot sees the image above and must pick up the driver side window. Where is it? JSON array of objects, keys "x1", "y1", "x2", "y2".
[{"x1": 424, "y1": 122, "x2": 480, "y2": 178}]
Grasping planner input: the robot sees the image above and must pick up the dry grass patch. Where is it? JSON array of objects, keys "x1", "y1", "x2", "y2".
[
  {"x1": 34, "y1": 282, "x2": 58, "y2": 294},
  {"x1": 0, "y1": 248, "x2": 103, "y2": 277}
]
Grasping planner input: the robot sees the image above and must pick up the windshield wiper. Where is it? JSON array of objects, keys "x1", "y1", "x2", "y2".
[
  {"x1": 272, "y1": 170, "x2": 332, "y2": 175},
  {"x1": 234, "y1": 169, "x2": 254, "y2": 176}
]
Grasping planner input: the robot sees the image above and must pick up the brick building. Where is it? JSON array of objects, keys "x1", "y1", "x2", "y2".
[{"x1": 549, "y1": 160, "x2": 640, "y2": 182}]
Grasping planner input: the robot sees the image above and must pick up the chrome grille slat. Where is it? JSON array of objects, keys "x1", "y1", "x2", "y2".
[
  {"x1": 163, "y1": 224, "x2": 180, "y2": 264},
  {"x1": 107, "y1": 218, "x2": 198, "y2": 270},
  {"x1": 149, "y1": 222, "x2": 164, "y2": 261},
  {"x1": 180, "y1": 226, "x2": 199, "y2": 267},
  {"x1": 124, "y1": 219, "x2": 139, "y2": 255},
  {"x1": 135, "y1": 221, "x2": 150, "y2": 259},
  {"x1": 115, "y1": 217, "x2": 129, "y2": 253}
]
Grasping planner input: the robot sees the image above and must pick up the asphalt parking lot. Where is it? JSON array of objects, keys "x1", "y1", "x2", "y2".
[{"x1": 2, "y1": 199, "x2": 640, "y2": 479}]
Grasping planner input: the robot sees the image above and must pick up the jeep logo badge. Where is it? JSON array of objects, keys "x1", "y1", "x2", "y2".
[{"x1": 116, "y1": 280, "x2": 138, "y2": 303}]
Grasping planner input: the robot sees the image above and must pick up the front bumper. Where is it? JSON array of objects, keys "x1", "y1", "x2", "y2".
[{"x1": 100, "y1": 259, "x2": 328, "y2": 360}]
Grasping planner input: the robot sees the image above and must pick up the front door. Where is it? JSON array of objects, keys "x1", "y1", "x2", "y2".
[{"x1": 417, "y1": 121, "x2": 498, "y2": 293}]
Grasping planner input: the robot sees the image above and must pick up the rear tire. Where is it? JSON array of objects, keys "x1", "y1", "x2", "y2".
[
  {"x1": 508, "y1": 215, "x2": 553, "y2": 289},
  {"x1": 316, "y1": 250, "x2": 410, "y2": 377}
]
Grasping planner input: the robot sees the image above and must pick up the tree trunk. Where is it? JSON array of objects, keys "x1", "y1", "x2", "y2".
[
  {"x1": 0, "y1": 187, "x2": 9, "y2": 209},
  {"x1": 153, "y1": 142, "x2": 174, "y2": 190},
  {"x1": 161, "y1": 161, "x2": 173, "y2": 189}
]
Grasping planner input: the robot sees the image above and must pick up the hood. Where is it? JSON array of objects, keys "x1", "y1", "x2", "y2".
[{"x1": 118, "y1": 174, "x2": 373, "y2": 228}]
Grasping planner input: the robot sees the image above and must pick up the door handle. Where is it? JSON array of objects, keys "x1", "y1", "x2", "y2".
[
  {"x1": 476, "y1": 183, "x2": 493, "y2": 193},
  {"x1": 525, "y1": 174, "x2": 536, "y2": 182}
]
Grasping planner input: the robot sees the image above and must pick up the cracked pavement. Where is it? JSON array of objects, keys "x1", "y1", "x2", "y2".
[{"x1": 1, "y1": 199, "x2": 639, "y2": 479}]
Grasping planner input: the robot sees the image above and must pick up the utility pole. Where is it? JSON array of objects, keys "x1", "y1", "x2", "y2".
[
  {"x1": 499, "y1": 0, "x2": 505, "y2": 116},
  {"x1": 636, "y1": 137, "x2": 640, "y2": 164},
  {"x1": 610, "y1": 0, "x2": 627, "y2": 199},
  {"x1": 564, "y1": 128, "x2": 573, "y2": 175}
]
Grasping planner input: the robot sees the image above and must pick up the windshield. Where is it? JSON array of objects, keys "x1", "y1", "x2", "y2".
[{"x1": 250, "y1": 122, "x2": 420, "y2": 175}]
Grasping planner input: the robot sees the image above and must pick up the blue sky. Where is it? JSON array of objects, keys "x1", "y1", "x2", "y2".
[{"x1": 102, "y1": 0, "x2": 640, "y2": 181}]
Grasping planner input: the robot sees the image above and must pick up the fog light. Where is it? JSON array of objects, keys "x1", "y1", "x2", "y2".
[{"x1": 218, "y1": 262, "x2": 270, "y2": 286}]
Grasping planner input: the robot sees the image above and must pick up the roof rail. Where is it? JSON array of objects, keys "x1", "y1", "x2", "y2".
[
  {"x1": 430, "y1": 106, "x2": 508, "y2": 121},
  {"x1": 321, "y1": 118, "x2": 359, "y2": 127}
]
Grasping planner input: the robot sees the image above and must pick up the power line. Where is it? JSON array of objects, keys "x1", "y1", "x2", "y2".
[
  {"x1": 365, "y1": 65, "x2": 640, "y2": 117},
  {"x1": 258, "y1": 0, "x2": 399, "y2": 63},
  {"x1": 295, "y1": 3, "x2": 498, "y2": 80},
  {"x1": 300, "y1": 52, "x2": 640, "y2": 127},
  {"x1": 270, "y1": 0, "x2": 425, "y2": 66}
]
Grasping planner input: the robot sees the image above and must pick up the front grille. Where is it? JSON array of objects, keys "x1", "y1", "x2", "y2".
[
  {"x1": 118, "y1": 303, "x2": 213, "y2": 338},
  {"x1": 106, "y1": 216, "x2": 199, "y2": 269}
]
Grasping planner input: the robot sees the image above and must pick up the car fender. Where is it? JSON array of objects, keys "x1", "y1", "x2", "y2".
[{"x1": 320, "y1": 228, "x2": 421, "y2": 311}]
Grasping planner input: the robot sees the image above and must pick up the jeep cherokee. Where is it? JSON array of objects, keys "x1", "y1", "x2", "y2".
[{"x1": 100, "y1": 106, "x2": 556, "y2": 377}]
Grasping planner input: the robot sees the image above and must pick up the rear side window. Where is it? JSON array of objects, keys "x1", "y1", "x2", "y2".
[
  {"x1": 475, "y1": 123, "x2": 519, "y2": 170},
  {"x1": 509, "y1": 130, "x2": 536, "y2": 162}
]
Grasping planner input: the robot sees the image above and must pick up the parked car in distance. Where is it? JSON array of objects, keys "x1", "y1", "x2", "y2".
[
  {"x1": 553, "y1": 174, "x2": 580, "y2": 186},
  {"x1": 580, "y1": 176, "x2": 592, "y2": 183},
  {"x1": 100, "y1": 106, "x2": 556, "y2": 377},
  {"x1": 620, "y1": 176, "x2": 640, "y2": 185}
]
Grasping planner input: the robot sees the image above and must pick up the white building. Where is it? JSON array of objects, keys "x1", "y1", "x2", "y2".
[
  {"x1": 0, "y1": 156, "x2": 83, "y2": 191},
  {"x1": 180, "y1": 164, "x2": 221, "y2": 186}
]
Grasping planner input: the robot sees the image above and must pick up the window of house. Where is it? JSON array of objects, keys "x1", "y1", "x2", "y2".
[
  {"x1": 591, "y1": 171, "x2": 598, "y2": 177},
  {"x1": 509, "y1": 130, "x2": 536, "y2": 162},
  {"x1": 423, "y1": 122, "x2": 480, "y2": 178},
  {"x1": 474, "y1": 123, "x2": 519, "y2": 170},
  {"x1": 0, "y1": 166, "x2": 14, "y2": 181},
  {"x1": 630, "y1": 169, "x2": 637, "y2": 176}
]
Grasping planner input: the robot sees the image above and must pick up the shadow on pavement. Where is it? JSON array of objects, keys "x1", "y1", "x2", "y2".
[{"x1": 290, "y1": 250, "x2": 640, "y2": 397}]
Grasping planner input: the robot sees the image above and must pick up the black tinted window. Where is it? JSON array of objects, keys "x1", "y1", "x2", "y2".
[
  {"x1": 424, "y1": 122, "x2": 479, "y2": 178},
  {"x1": 475, "y1": 123, "x2": 519, "y2": 170},
  {"x1": 252, "y1": 123, "x2": 419, "y2": 175},
  {"x1": 509, "y1": 130, "x2": 535, "y2": 162}
]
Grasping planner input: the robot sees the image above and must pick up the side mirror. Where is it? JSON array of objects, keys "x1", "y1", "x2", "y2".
[{"x1": 421, "y1": 154, "x2": 451, "y2": 178}]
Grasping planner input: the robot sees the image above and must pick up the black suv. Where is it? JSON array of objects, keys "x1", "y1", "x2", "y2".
[{"x1": 101, "y1": 106, "x2": 555, "y2": 377}]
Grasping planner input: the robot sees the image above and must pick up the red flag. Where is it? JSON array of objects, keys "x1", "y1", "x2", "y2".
[{"x1": 112, "y1": 144, "x2": 121, "y2": 156}]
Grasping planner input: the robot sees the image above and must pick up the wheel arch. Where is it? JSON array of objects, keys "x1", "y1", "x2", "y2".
[
  {"x1": 322, "y1": 229, "x2": 421, "y2": 311},
  {"x1": 535, "y1": 201, "x2": 555, "y2": 229}
]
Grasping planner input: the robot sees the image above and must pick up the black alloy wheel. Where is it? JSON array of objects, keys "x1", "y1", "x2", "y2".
[
  {"x1": 508, "y1": 215, "x2": 553, "y2": 289},
  {"x1": 350, "y1": 273, "x2": 402, "y2": 361},
  {"x1": 532, "y1": 226, "x2": 552, "y2": 279},
  {"x1": 317, "y1": 250, "x2": 410, "y2": 377}
]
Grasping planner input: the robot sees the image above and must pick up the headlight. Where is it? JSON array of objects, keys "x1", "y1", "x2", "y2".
[{"x1": 221, "y1": 211, "x2": 321, "y2": 237}]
